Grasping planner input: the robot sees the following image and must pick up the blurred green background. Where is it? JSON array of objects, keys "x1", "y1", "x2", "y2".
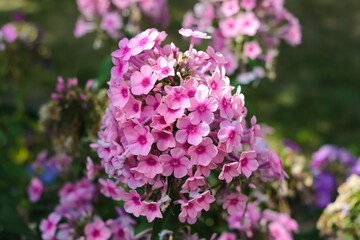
[{"x1": 0, "y1": 0, "x2": 359, "y2": 238}]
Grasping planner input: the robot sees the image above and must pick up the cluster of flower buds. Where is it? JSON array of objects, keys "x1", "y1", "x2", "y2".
[
  {"x1": 311, "y1": 145, "x2": 359, "y2": 208},
  {"x1": 38, "y1": 178, "x2": 138, "y2": 240},
  {"x1": 92, "y1": 27, "x2": 289, "y2": 231},
  {"x1": 182, "y1": 0, "x2": 301, "y2": 84},
  {"x1": 75, "y1": 0, "x2": 169, "y2": 48},
  {"x1": 317, "y1": 174, "x2": 360, "y2": 240},
  {"x1": 27, "y1": 150, "x2": 72, "y2": 203},
  {"x1": 40, "y1": 77, "x2": 107, "y2": 154}
]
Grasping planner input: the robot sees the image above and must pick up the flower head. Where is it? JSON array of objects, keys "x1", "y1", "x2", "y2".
[{"x1": 84, "y1": 219, "x2": 112, "y2": 240}]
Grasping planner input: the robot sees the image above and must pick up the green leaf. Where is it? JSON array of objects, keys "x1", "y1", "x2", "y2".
[
  {"x1": 0, "y1": 205, "x2": 36, "y2": 239},
  {"x1": 95, "y1": 56, "x2": 113, "y2": 88}
]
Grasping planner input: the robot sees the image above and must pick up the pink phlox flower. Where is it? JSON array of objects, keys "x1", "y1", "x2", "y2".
[
  {"x1": 152, "y1": 128, "x2": 176, "y2": 151},
  {"x1": 223, "y1": 193, "x2": 248, "y2": 215},
  {"x1": 67, "y1": 78, "x2": 78, "y2": 88},
  {"x1": 97, "y1": 0, "x2": 110, "y2": 15},
  {"x1": 249, "y1": 116, "x2": 264, "y2": 148},
  {"x1": 182, "y1": 176, "x2": 206, "y2": 191},
  {"x1": 268, "y1": 149, "x2": 288, "y2": 179},
  {"x1": 108, "y1": 80, "x2": 130, "y2": 108},
  {"x1": 188, "y1": 84, "x2": 218, "y2": 124},
  {"x1": 179, "y1": 198, "x2": 202, "y2": 223},
  {"x1": 147, "y1": 175, "x2": 165, "y2": 190},
  {"x1": 263, "y1": 0, "x2": 284, "y2": 11},
  {"x1": 123, "y1": 95, "x2": 142, "y2": 119},
  {"x1": 219, "y1": 93, "x2": 235, "y2": 119},
  {"x1": 178, "y1": 213, "x2": 199, "y2": 225},
  {"x1": 111, "y1": 57, "x2": 129, "y2": 79},
  {"x1": 150, "y1": 115, "x2": 171, "y2": 130},
  {"x1": 136, "y1": 154, "x2": 163, "y2": 178},
  {"x1": 228, "y1": 202, "x2": 260, "y2": 237},
  {"x1": 268, "y1": 221, "x2": 293, "y2": 240},
  {"x1": 86, "y1": 157, "x2": 94, "y2": 180},
  {"x1": 188, "y1": 137, "x2": 218, "y2": 166},
  {"x1": 195, "y1": 190, "x2": 215, "y2": 211},
  {"x1": 244, "y1": 41, "x2": 262, "y2": 60},
  {"x1": 160, "y1": 148, "x2": 191, "y2": 178},
  {"x1": 28, "y1": 177, "x2": 43, "y2": 203},
  {"x1": 112, "y1": 0, "x2": 130, "y2": 10},
  {"x1": 238, "y1": 12, "x2": 261, "y2": 36},
  {"x1": 241, "y1": 0, "x2": 256, "y2": 10},
  {"x1": 74, "y1": 18, "x2": 96, "y2": 38},
  {"x1": 2, "y1": 24, "x2": 17, "y2": 42},
  {"x1": 99, "y1": 178, "x2": 124, "y2": 200},
  {"x1": 217, "y1": 120, "x2": 242, "y2": 153},
  {"x1": 153, "y1": 57, "x2": 176, "y2": 80},
  {"x1": 123, "y1": 190, "x2": 142, "y2": 217},
  {"x1": 195, "y1": 161, "x2": 217, "y2": 177},
  {"x1": 140, "y1": 201, "x2": 162, "y2": 222},
  {"x1": 144, "y1": 93, "x2": 161, "y2": 117},
  {"x1": 219, "y1": 17, "x2": 240, "y2": 38},
  {"x1": 130, "y1": 65, "x2": 157, "y2": 95},
  {"x1": 219, "y1": 232, "x2": 236, "y2": 240},
  {"x1": 55, "y1": 76, "x2": 65, "y2": 94},
  {"x1": 183, "y1": 77, "x2": 199, "y2": 98},
  {"x1": 112, "y1": 38, "x2": 131, "y2": 61},
  {"x1": 207, "y1": 46, "x2": 227, "y2": 66},
  {"x1": 223, "y1": 50, "x2": 239, "y2": 75},
  {"x1": 84, "y1": 219, "x2": 112, "y2": 240},
  {"x1": 278, "y1": 214, "x2": 299, "y2": 232},
  {"x1": 40, "y1": 212, "x2": 61, "y2": 240},
  {"x1": 219, "y1": 162, "x2": 240, "y2": 183},
  {"x1": 123, "y1": 167, "x2": 146, "y2": 189},
  {"x1": 124, "y1": 125, "x2": 154, "y2": 156},
  {"x1": 178, "y1": 28, "x2": 211, "y2": 39},
  {"x1": 101, "y1": 12, "x2": 122, "y2": 36},
  {"x1": 110, "y1": 219, "x2": 134, "y2": 240},
  {"x1": 283, "y1": 21, "x2": 302, "y2": 46},
  {"x1": 157, "y1": 103, "x2": 184, "y2": 124},
  {"x1": 206, "y1": 72, "x2": 227, "y2": 98},
  {"x1": 75, "y1": 178, "x2": 96, "y2": 201},
  {"x1": 231, "y1": 87, "x2": 246, "y2": 118},
  {"x1": 128, "y1": 29, "x2": 159, "y2": 55},
  {"x1": 175, "y1": 117, "x2": 210, "y2": 146},
  {"x1": 164, "y1": 86, "x2": 190, "y2": 110},
  {"x1": 237, "y1": 151, "x2": 259, "y2": 178},
  {"x1": 221, "y1": 0, "x2": 239, "y2": 17}
]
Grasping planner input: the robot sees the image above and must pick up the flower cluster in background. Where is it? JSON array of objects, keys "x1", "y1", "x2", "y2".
[
  {"x1": 311, "y1": 145, "x2": 359, "y2": 208},
  {"x1": 38, "y1": 179, "x2": 140, "y2": 240},
  {"x1": 27, "y1": 150, "x2": 72, "y2": 202},
  {"x1": 75, "y1": 0, "x2": 169, "y2": 48},
  {"x1": 183, "y1": 0, "x2": 301, "y2": 84},
  {"x1": 317, "y1": 174, "x2": 360, "y2": 240},
  {"x1": 39, "y1": 77, "x2": 107, "y2": 155}
]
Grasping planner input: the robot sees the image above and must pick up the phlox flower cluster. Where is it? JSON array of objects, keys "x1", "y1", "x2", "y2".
[
  {"x1": 226, "y1": 202, "x2": 298, "y2": 240},
  {"x1": 182, "y1": 0, "x2": 301, "y2": 84},
  {"x1": 93, "y1": 27, "x2": 288, "y2": 227},
  {"x1": 38, "y1": 178, "x2": 137, "y2": 240},
  {"x1": 317, "y1": 174, "x2": 360, "y2": 240},
  {"x1": 75, "y1": 0, "x2": 169, "y2": 48},
  {"x1": 40, "y1": 76, "x2": 107, "y2": 154},
  {"x1": 27, "y1": 150, "x2": 72, "y2": 203},
  {"x1": 0, "y1": 13, "x2": 44, "y2": 51},
  {"x1": 311, "y1": 144, "x2": 359, "y2": 208}
]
